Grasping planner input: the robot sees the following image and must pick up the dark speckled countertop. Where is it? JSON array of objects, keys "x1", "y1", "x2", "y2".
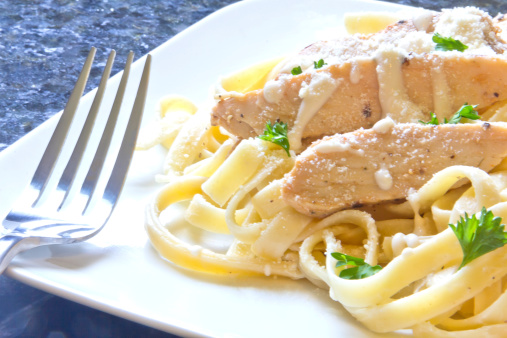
[
  {"x1": 0, "y1": 0, "x2": 240, "y2": 152},
  {"x1": 0, "y1": 0, "x2": 506, "y2": 337}
]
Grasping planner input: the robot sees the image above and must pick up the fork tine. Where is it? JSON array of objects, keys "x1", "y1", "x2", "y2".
[
  {"x1": 30, "y1": 48, "x2": 96, "y2": 195},
  {"x1": 100, "y1": 54, "x2": 151, "y2": 208},
  {"x1": 79, "y1": 51, "x2": 135, "y2": 206},
  {"x1": 56, "y1": 49, "x2": 116, "y2": 206},
  {"x1": 0, "y1": 51, "x2": 151, "y2": 275}
]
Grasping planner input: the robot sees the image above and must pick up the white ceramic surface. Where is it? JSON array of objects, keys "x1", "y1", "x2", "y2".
[{"x1": 0, "y1": 0, "x2": 418, "y2": 337}]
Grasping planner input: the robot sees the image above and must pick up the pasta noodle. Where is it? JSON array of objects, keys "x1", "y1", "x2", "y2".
[{"x1": 139, "y1": 8, "x2": 507, "y2": 337}]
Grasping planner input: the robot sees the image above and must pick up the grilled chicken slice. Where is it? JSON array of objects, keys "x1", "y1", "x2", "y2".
[
  {"x1": 212, "y1": 58, "x2": 382, "y2": 147},
  {"x1": 212, "y1": 55, "x2": 507, "y2": 150},
  {"x1": 211, "y1": 8, "x2": 507, "y2": 152},
  {"x1": 281, "y1": 121, "x2": 507, "y2": 218}
]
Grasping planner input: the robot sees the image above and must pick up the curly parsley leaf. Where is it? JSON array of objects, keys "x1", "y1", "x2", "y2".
[
  {"x1": 419, "y1": 104, "x2": 480, "y2": 125},
  {"x1": 258, "y1": 120, "x2": 291, "y2": 157},
  {"x1": 291, "y1": 66, "x2": 303, "y2": 75},
  {"x1": 331, "y1": 252, "x2": 382, "y2": 279},
  {"x1": 444, "y1": 104, "x2": 480, "y2": 124},
  {"x1": 314, "y1": 59, "x2": 327, "y2": 69},
  {"x1": 433, "y1": 33, "x2": 469, "y2": 52},
  {"x1": 449, "y1": 207, "x2": 507, "y2": 270},
  {"x1": 419, "y1": 112, "x2": 440, "y2": 125}
]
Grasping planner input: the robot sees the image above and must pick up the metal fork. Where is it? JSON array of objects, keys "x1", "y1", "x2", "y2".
[{"x1": 0, "y1": 48, "x2": 151, "y2": 274}]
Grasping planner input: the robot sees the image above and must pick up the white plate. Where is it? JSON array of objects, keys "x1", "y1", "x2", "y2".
[{"x1": 1, "y1": 0, "x2": 418, "y2": 337}]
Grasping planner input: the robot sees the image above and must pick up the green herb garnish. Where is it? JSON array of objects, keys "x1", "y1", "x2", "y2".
[
  {"x1": 314, "y1": 59, "x2": 327, "y2": 69},
  {"x1": 291, "y1": 66, "x2": 303, "y2": 75},
  {"x1": 449, "y1": 207, "x2": 507, "y2": 270},
  {"x1": 291, "y1": 59, "x2": 326, "y2": 74},
  {"x1": 433, "y1": 33, "x2": 469, "y2": 52},
  {"x1": 445, "y1": 104, "x2": 480, "y2": 124},
  {"x1": 258, "y1": 120, "x2": 291, "y2": 156},
  {"x1": 419, "y1": 112, "x2": 440, "y2": 125},
  {"x1": 419, "y1": 104, "x2": 480, "y2": 125},
  {"x1": 331, "y1": 252, "x2": 382, "y2": 279}
]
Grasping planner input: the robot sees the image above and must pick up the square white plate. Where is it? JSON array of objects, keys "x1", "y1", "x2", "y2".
[{"x1": 1, "y1": 0, "x2": 418, "y2": 337}]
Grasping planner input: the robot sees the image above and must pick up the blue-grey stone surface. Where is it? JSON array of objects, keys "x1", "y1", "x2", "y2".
[
  {"x1": 0, "y1": 0, "x2": 505, "y2": 337},
  {"x1": 0, "y1": 0, "x2": 240, "y2": 151}
]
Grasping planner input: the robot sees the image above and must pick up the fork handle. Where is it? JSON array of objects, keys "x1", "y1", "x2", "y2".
[{"x1": 0, "y1": 235, "x2": 37, "y2": 275}]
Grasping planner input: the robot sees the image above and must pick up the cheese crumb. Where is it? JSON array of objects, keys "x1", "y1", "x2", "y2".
[
  {"x1": 372, "y1": 116, "x2": 395, "y2": 134},
  {"x1": 264, "y1": 79, "x2": 284, "y2": 104},
  {"x1": 412, "y1": 10, "x2": 434, "y2": 32},
  {"x1": 314, "y1": 138, "x2": 351, "y2": 153},
  {"x1": 374, "y1": 165, "x2": 393, "y2": 190}
]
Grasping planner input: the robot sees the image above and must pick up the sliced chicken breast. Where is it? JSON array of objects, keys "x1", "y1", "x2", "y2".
[
  {"x1": 213, "y1": 55, "x2": 507, "y2": 149},
  {"x1": 211, "y1": 7, "x2": 507, "y2": 152},
  {"x1": 281, "y1": 121, "x2": 507, "y2": 217}
]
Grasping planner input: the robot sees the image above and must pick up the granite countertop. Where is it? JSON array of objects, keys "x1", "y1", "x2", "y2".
[
  {"x1": 1, "y1": 0, "x2": 506, "y2": 337},
  {"x1": 0, "y1": 0, "x2": 240, "y2": 152}
]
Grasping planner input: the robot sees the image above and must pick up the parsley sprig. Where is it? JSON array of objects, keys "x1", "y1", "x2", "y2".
[
  {"x1": 258, "y1": 120, "x2": 291, "y2": 157},
  {"x1": 450, "y1": 207, "x2": 507, "y2": 270},
  {"x1": 291, "y1": 66, "x2": 303, "y2": 75},
  {"x1": 419, "y1": 104, "x2": 480, "y2": 125},
  {"x1": 314, "y1": 59, "x2": 327, "y2": 69},
  {"x1": 291, "y1": 59, "x2": 327, "y2": 75},
  {"x1": 419, "y1": 112, "x2": 440, "y2": 125},
  {"x1": 445, "y1": 104, "x2": 480, "y2": 124},
  {"x1": 433, "y1": 33, "x2": 469, "y2": 52},
  {"x1": 331, "y1": 252, "x2": 382, "y2": 279}
]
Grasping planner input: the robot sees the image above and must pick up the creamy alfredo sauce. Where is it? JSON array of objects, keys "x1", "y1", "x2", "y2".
[{"x1": 288, "y1": 72, "x2": 341, "y2": 151}]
